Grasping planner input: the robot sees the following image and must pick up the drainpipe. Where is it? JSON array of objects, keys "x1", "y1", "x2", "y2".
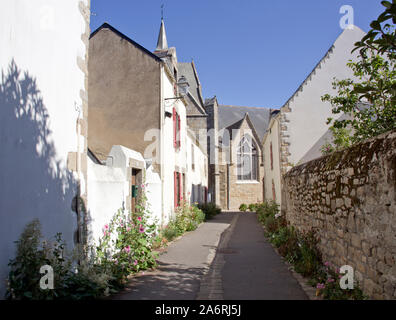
[{"x1": 160, "y1": 64, "x2": 165, "y2": 227}]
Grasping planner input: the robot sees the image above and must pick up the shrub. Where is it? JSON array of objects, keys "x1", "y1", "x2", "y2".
[
  {"x1": 256, "y1": 199, "x2": 367, "y2": 300},
  {"x1": 162, "y1": 202, "x2": 205, "y2": 241},
  {"x1": 6, "y1": 220, "x2": 112, "y2": 300},
  {"x1": 197, "y1": 202, "x2": 221, "y2": 220},
  {"x1": 312, "y1": 262, "x2": 367, "y2": 300},
  {"x1": 248, "y1": 203, "x2": 258, "y2": 212},
  {"x1": 239, "y1": 204, "x2": 248, "y2": 212}
]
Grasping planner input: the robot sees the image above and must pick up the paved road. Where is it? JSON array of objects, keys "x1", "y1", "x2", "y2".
[
  {"x1": 111, "y1": 213, "x2": 233, "y2": 300},
  {"x1": 112, "y1": 212, "x2": 307, "y2": 300}
]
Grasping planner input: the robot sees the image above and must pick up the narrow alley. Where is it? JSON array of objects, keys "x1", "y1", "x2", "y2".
[{"x1": 112, "y1": 212, "x2": 308, "y2": 300}]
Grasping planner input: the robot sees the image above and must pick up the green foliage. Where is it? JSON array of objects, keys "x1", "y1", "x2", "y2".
[
  {"x1": 322, "y1": 1, "x2": 396, "y2": 144},
  {"x1": 248, "y1": 203, "x2": 259, "y2": 212},
  {"x1": 353, "y1": 0, "x2": 396, "y2": 57},
  {"x1": 197, "y1": 202, "x2": 221, "y2": 220},
  {"x1": 95, "y1": 208, "x2": 158, "y2": 287},
  {"x1": 256, "y1": 200, "x2": 366, "y2": 300},
  {"x1": 6, "y1": 220, "x2": 112, "y2": 300},
  {"x1": 312, "y1": 262, "x2": 368, "y2": 300},
  {"x1": 162, "y1": 202, "x2": 205, "y2": 242},
  {"x1": 239, "y1": 203, "x2": 248, "y2": 212},
  {"x1": 6, "y1": 180, "x2": 166, "y2": 300},
  {"x1": 320, "y1": 127, "x2": 353, "y2": 155}
]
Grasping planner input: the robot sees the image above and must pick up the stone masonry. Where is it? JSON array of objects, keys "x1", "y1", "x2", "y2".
[{"x1": 283, "y1": 130, "x2": 396, "y2": 299}]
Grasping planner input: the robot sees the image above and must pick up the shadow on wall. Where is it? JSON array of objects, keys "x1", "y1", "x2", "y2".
[{"x1": 0, "y1": 60, "x2": 79, "y2": 296}]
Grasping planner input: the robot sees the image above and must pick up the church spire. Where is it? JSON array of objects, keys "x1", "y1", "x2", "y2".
[{"x1": 155, "y1": 18, "x2": 168, "y2": 51}]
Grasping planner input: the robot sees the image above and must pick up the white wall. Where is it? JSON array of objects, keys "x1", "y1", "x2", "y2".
[
  {"x1": 263, "y1": 116, "x2": 282, "y2": 206},
  {"x1": 286, "y1": 27, "x2": 366, "y2": 167},
  {"x1": 87, "y1": 146, "x2": 163, "y2": 243},
  {"x1": 0, "y1": 0, "x2": 89, "y2": 297},
  {"x1": 161, "y1": 68, "x2": 187, "y2": 222},
  {"x1": 186, "y1": 134, "x2": 208, "y2": 204},
  {"x1": 87, "y1": 158, "x2": 127, "y2": 244}
]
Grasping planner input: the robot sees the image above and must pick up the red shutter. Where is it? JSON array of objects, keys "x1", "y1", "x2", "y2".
[
  {"x1": 173, "y1": 107, "x2": 177, "y2": 148},
  {"x1": 179, "y1": 172, "x2": 183, "y2": 204},
  {"x1": 174, "y1": 171, "x2": 177, "y2": 208},
  {"x1": 177, "y1": 114, "x2": 181, "y2": 148}
]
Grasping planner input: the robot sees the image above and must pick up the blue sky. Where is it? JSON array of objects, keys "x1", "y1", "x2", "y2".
[{"x1": 90, "y1": 0, "x2": 384, "y2": 109}]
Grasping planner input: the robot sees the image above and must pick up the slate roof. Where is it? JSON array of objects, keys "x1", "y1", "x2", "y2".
[
  {"x1": 218, "y1": 105, "x2": 272, "y2": 141},
  {"x1": 177, "y1": 62, "x2": 206, "y2": 112}
]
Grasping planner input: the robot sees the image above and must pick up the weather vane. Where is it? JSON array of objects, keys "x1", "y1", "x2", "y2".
[{"x1": 161, "y1": 4, "x2": 164, "y2": 20}]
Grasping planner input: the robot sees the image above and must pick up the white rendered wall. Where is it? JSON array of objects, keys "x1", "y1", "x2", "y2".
[
  {"x1": 87, "y1": 158, "x2": 127, "y2": 245},
  {"x1": 286, "y1": 27, "x2": 365, "y2": 166},
  {"x1": 145, "y1": 164, "x2": 162, "y2": 226},
  {"x1": 263, "y1": 117, "x2": 282, "y2": 206},
  {"x1": 186, "y1": 135, "x2": 208, "y2": 204},
  {"x1": 161, "y1": 69, "x2": 187, "y2": 222},
  {"x1": 0, "y1": 0, "x2": 89, "y2": 297}
]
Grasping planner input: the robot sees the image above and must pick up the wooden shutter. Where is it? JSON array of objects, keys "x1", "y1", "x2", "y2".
[
  {"x1": 177, "y1": 114, "x2": 181, "y2": 148},
  {"x1": 179, "y1": 172, "x2": 183, "y2": 204},
  {"x1": 174, "y1": 171, "x2": 177, "y2": 208},
  {"x1": 173, "y1": 107, "x2": 177, "y2": 148}
]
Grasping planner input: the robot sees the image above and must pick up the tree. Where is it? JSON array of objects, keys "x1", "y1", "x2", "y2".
[{"x1": 322, "y1": 0, "x2": 396, "y2": 146}]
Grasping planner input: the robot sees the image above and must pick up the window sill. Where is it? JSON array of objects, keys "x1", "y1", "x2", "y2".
[{"x1": 236, "y1": 180, "x2": 259, "y2": 184}]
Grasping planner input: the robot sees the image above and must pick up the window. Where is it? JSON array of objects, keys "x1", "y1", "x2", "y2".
[
  {"x1": 237, "y1": 135, "x2": 258, "y2": 181},
  {"x1": 270, "y1": 142, "x2": 273, "y2": 170},
  {"x1": 174, "y1": 171, "x2": 182, "y2": 207},
  {"x1": 173, "y1": 107, "x2": 181, "y2": 149}
]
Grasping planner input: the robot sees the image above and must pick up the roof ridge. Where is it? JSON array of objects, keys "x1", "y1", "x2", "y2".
[
  {"x1": 90, "y1": 23, "x2": 162, "y2": 63},
  {"x1": 220, "y1": 105, "x2": 270, "y2": 110}
]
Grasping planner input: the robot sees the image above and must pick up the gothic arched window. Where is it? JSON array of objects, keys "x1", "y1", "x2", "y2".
[{"x1": 237, "y1": 135, "x2": 258, "y2": 181}]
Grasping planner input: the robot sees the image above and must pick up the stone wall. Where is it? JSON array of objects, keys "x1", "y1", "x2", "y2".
[{"x1": 283, "y1": 130, "x2": 396, "y2": 299}]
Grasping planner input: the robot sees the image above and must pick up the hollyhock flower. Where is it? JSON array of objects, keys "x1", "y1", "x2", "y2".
[
  {"x1": 324, "y1": 261, "x2": 331, "y2": 267},
  {"x1": 139, "y1": 226, "x2": 145, "y2": 233},
  {"x1": 137, "y1": 217, "x2": 142, "y2": 222},
  {"x1": 104, "y1": 224, "x2": 109, "y2": 230},
  {"x1": 133, "y1": 260, "x2": 138, "y2": 266},
  {"x1": 316, "y1": 283, "x2": 325, "y2": 289},
  {"x1": 327, "y1": 278, "x2": 335, "y2": 283},
  {"x1": 124, "y1": 245, "x2": 131, "y2": 253},
  {"x1": 126, "y1": 227, "x2": 131, "y2": 232},
  {"x1": 114, "y1": 259, "x2": 118, "y2": 265}
]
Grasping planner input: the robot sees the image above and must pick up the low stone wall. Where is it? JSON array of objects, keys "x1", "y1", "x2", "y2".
[{"x1": 282, "y1": 130, "x2": 396, "y2": 299}]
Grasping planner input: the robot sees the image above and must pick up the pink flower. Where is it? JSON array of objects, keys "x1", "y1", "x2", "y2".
[
  {"x1": 133, "y1": 260, "x2": 138, "y2": 266},
  {"x1": 324, "y1": 261, "x2": 331, "y2": 267},
  {"x1": 114, "y1": 259, "x2": 118, "y2": 265},
  {"x1": 104, "y1": 224, "x2": 109, "y2": 230},
  {"x1": 137, "y1": 217, "x2": 142, "y2": 222},
  {"x1": 124, "y1": 245, "x2": 131, "y2": 253},
  {"x1": 139, "y1": 226, "x2": 145, "y2": 233},
  {"x1": 126, "y1": 227, "x2": 131, "y2": 232},
  {"x1": 316, "y1": 283, "x2": 325, "y2": 289},
  {"x1": 327, "y1": 278, "x2": 335, "y2": 283}
]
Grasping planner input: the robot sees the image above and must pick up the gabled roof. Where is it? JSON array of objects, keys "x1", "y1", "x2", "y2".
[
  {"x1": 218, "y1": 105, "x2": 271, "y2": 141},
  {"x1": 225, "y1": 113, "x2": 262, "y2": 149},
  {"x1": 90, "y1": 23, "x2": 162, "y2": 63},
  {"x1": 281, "y1": 26, "x2": 366, "y2": 110},
  {"x1": 178, "y1": 61, "x2": 207, "y2": 115}
]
